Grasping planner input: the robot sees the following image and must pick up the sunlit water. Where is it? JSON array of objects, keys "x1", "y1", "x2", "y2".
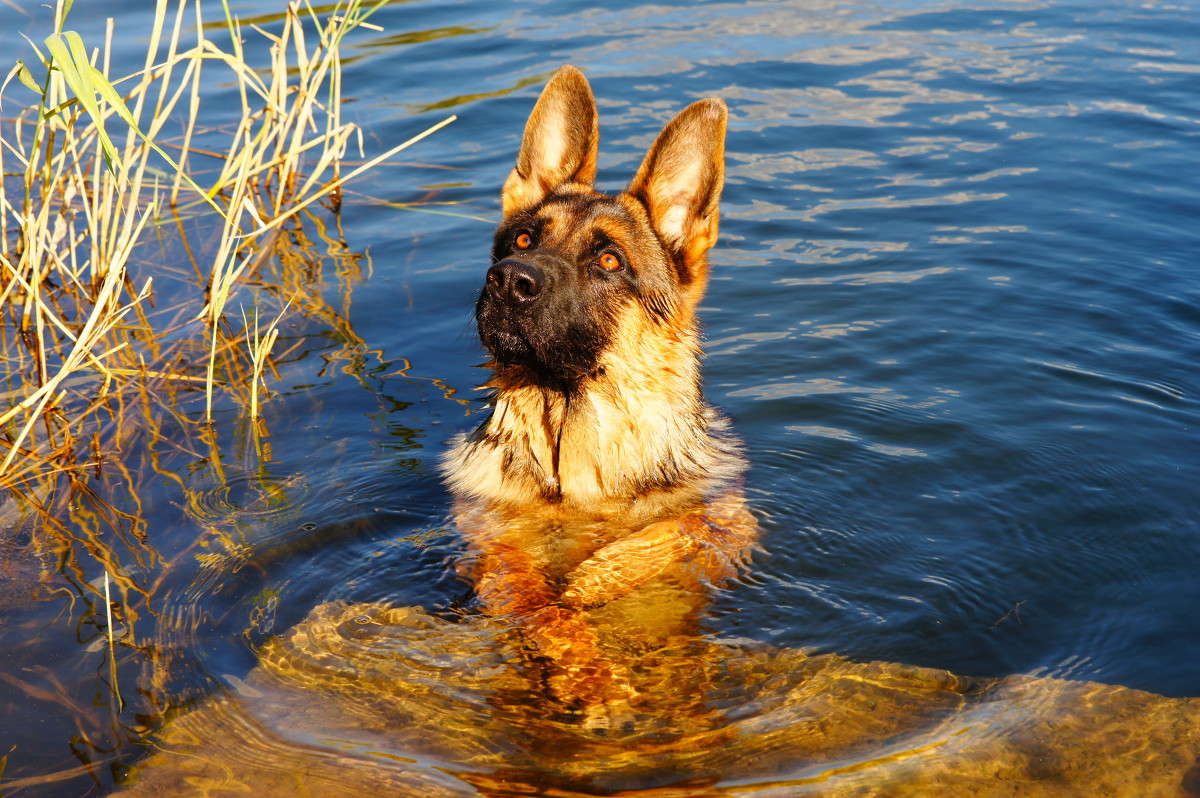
[{"x1": 1, "y1": 0, "x2": 1199, "y2": 795}]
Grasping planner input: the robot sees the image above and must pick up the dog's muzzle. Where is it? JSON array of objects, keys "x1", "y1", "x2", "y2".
[{"x1": 486, "y1": 259, "x2": 543, "y2": 309}]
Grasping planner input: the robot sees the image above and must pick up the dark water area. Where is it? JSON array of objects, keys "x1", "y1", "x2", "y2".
[{"x1": 1, "y1": 0, "x2": 1199, "y2": 794}]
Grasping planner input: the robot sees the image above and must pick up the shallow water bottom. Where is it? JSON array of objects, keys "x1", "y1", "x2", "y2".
[{"x1": 119, "y1": 602, "x2": 1200, "y2": 797}]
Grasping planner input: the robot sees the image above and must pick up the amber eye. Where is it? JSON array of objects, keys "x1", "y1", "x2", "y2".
[
  {"x1": 514, "y1": 232, "x2": 532, "y2": 250},
  {"x1": 598, "y1": 252, "x2": 622, "y2": 271}
]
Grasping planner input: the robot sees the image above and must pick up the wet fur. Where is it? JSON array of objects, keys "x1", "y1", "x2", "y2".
[{"x1": 442, "y1": 66, "x2": 755, "y2": 709}]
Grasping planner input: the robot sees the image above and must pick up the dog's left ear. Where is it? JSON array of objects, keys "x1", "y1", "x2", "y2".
[{"x1": 627, "y1": 98, "x2": 727, "y2": 306}]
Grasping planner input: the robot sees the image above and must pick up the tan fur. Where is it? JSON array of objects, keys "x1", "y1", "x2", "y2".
[{"x1": 443, "y1": 66, "x2": 755, "y2": 715}]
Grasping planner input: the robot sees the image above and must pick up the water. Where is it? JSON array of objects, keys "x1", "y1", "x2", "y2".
[{"x1": 2, "y1": 0, "x2": 1199, "y2": 794}]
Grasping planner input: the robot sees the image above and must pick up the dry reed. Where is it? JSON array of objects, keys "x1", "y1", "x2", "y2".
[{"x1": 1, "y1": 0, "x2": 451, "y2": 485}]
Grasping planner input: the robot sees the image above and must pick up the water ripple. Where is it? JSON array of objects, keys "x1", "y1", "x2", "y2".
[{"x1": 185, "y1": 471, "x2": 309, "y2": 527}]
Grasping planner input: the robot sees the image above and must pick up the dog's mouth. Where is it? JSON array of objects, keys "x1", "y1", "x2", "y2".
[
  {"x1": 478, "y1": 294, "x2": 575, "y2": 379},
  {"x1": 475, "y1": 266, "x2": 608, "y2": 383},
  {"x1": 477, "y1": 309, "x2": 537, "y2": 366}
]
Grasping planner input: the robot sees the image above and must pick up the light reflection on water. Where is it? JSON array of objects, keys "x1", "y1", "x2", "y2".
[
  {"x1": 124, "y1": 590, "x2": 1200, "y2": 797},
  {"x1": 1, "y1": 0, "x2": 1198, "y2": 794}
]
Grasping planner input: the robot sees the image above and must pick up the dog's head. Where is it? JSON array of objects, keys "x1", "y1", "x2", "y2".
[{"x1": 476, "y1": 66, "x2": 727, "y2": 389}]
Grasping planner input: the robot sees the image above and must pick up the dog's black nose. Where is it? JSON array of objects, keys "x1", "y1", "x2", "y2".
[{"x1": 486, "y1": 259, "x2": 544, "y2": 306}]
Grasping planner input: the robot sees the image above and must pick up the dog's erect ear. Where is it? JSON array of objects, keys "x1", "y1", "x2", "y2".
[
  {"x1": 627, "y1": 98, "x2": 727, "y2": 306},
  {"x1": 501, "y1": 65, "x2": 599, "y2": 216}
]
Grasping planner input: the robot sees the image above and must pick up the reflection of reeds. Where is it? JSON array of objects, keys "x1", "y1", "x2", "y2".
[{"x1": 0, "y1": 0, "x2": 451, "y2": 725}]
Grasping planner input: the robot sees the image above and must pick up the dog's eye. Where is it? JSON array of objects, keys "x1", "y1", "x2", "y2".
[
  {"x1": 598, "y1": 252, "x2": 622, "y2": 272},
  {"x1": 514, "y1": 232, "x2": 533, "y2": 250}
]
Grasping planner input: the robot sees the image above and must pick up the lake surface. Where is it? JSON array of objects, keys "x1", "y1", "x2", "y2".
[{"x1": 1, "y1": 0, "x2": 1198, "y2": 794}]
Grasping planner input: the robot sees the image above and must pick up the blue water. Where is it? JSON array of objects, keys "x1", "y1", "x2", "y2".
[{"x1": 2, "y1": 0, "x2": 1198, "y2": 793}]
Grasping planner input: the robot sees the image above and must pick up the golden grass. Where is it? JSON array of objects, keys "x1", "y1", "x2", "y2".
[
  {"x1": 1, "y1": 0, "x2": 452, "y2": 481},
  {"x1": 0, "y1": 0, "x2": 453, "y2": 668}
]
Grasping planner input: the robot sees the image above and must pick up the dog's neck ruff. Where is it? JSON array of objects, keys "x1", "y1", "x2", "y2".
[{"x1": 443, "y1": 345, "x2": 738, "y2": 515}]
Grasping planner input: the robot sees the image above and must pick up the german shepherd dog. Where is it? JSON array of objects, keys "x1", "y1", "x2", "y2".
[{"x1": 443, "y1": 65, "x2": 756, "y2": 717}]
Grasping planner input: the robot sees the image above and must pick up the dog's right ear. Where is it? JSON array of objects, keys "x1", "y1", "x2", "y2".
[{"x1": 501, "y1": 65, "x2": 599, "y2": 216}]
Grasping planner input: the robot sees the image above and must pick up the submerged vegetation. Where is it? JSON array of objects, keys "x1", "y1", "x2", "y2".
[{"x1": 0, "y1": 1, "x2": 450, "y2": 784}]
